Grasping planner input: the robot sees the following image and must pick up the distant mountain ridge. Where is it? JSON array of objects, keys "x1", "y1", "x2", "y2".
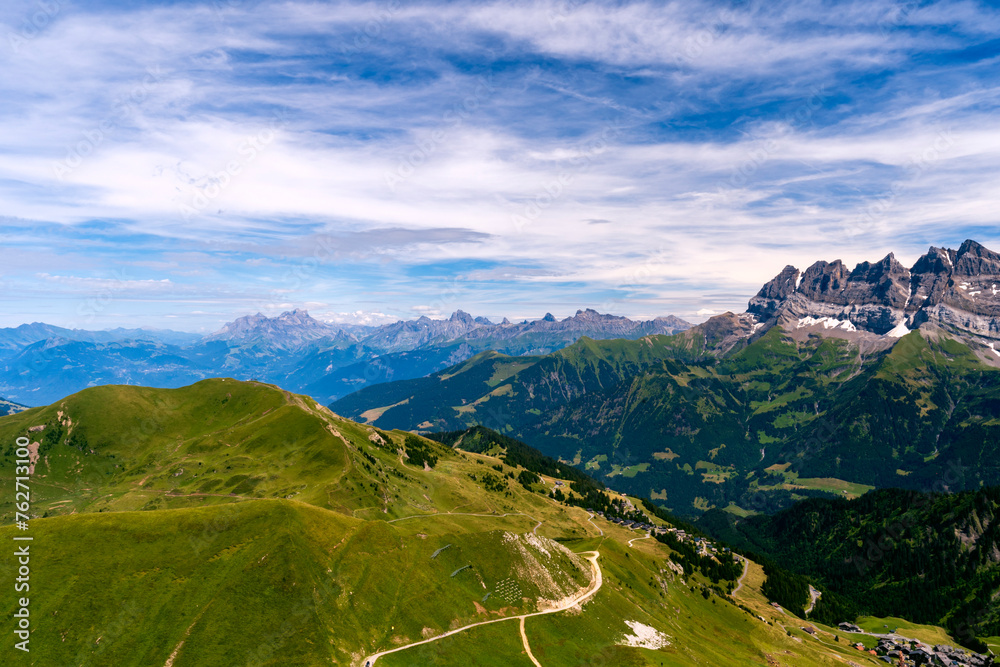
[
  {"x1": 0, "y1": 307, "x2": 691, "y2": 406},
  {"x1": 203, "y1": 308, "x2": 345, "y2": 349},
  {"x1": 0, "y1": 322, "x2": 201, "y2": 351},
  {"x1": 203, "y1": 307, "x2": 691, "y2": 354},
  {"x1": 0, "y1": 396, "x2": 27, "y2": 417}
]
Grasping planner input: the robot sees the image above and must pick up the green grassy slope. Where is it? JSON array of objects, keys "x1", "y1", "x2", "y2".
[
  {"x1": 381, "y1": 534, "x2": 888, "y2": 667},
  {"x1": 0, "y1": 378, "x2": 550, "y2": 523},
  {"x1": 0, "y1": 500, "x2": 590, "y2": 666}
]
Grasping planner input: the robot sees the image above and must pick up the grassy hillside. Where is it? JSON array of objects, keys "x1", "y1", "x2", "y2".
[
  {"x1": 0, "y1": 378, "x2": 530, "y2": 523},
  {"x1": 333, "y1": 328, "x2": 1000, "y2": 516},
  {"x1": 0, "y1": 378, "x2": 923, "y2": 665},
  {"x1": 0, "y1": 499, "x2": 901, "y2": 667},
  {"x1": 0, "y1": 500, "x2": 591, "y2": 665}
]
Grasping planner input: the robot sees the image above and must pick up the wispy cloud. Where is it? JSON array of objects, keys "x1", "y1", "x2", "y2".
[{"x1": 1, "y1": 0, "x2": 998, "y2": 328}]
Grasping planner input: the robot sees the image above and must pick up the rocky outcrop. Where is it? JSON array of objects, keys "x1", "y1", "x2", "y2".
[
  {"x1": 747, "y1": 265, "x2": 800, "y2": 319},
  {"x1": 204, "y1": 309, "x2": 342, "y2": 350},
  {"x1": 748, "y1": 240, "x2": 1000, "y2": 341}
]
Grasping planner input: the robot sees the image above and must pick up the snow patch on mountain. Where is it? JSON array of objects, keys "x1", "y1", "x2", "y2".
[
  {"x1": 618, "y1": 621, "x2": 671, "y2": 649},
  {"x1": 796, "y1": 316, "x2": 857, "y2": 332},
  {"x1": 886, "y1": 322, "x2": 911, "y2": 338}
]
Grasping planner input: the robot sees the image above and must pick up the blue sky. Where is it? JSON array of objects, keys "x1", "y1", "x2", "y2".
[{"x1": 1, "y1": 0, "x2": 998, "y2": 331}]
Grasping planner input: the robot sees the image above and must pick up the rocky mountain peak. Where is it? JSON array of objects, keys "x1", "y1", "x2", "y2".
[
  {"x1": 954, "y1": 239, "x2": 1000, "y2": 276},
  {"x1": 205, "y1": 309, "x2": 339, "y2": 348},
  {"x1": 449, "y1": 309, "x2": 475, "y2": 324},
  {"x1": 912, "y1": 246, "x2": 955, "y2": 275},
  {"x1": 747, "y1": 239, "x2": 1000, "y2": 345},
  {"x1": 747, "y1": 265, "x2": 801, "y2": 319},
  {"x1": 797, "y1": 260, "x2": 851, "y2": 303}
]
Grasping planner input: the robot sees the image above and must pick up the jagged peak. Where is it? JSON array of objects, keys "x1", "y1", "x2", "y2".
[
  {"x1": 849, "y1": 253, "x2": 909, "y2": 281},
  {"x1": 746, "y1": 239, "x2": 1000, "y2": 339},
  {"x1": 958, "y1": 239, "x2": 986, "y2": 256},
  {"x1": 911, "y1": 245, "x2": 954, "y2": 274},
  {"x1": 755, "y1": 265, "x2": 800, "y2": 298},
  {"x1": 572, "y1": 308, "x2": 608, "y2": 319}
]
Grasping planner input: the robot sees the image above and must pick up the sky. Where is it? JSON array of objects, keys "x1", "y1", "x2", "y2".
[{"x1": 0, "y1": 0, "x2": 998, "y2": 332}]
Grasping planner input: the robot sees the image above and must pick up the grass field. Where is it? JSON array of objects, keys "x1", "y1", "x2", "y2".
[
  {"x1": 755, "y1": 465, "x2": 874, "y2": 501},
  {"x1": 855, "y1": 616, "x2": 958, "y2": 646}
]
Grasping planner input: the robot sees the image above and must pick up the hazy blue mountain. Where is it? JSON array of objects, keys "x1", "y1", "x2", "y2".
[
  {"x1": 0, "y1": 308, "x2": 690, "y2": 406},
  {"x1": 0, "y1": 396, "x2": 27, "y2": 416}
]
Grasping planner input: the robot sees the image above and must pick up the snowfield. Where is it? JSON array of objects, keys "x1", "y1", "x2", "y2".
[{"x1": 618, "y1": 620, "x2": 671, "y2": 650}]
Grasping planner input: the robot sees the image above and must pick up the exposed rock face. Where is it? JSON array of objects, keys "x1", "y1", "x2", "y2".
[
  {"x1": 748, "y1": 240, "x2": 1000, "y2": 340},
  {"x1": 204, "y1": 309, "x2": 342, "y2": 350},
  {"x1": 747, "y1": 265, "x2": 800, "y2": 319}
]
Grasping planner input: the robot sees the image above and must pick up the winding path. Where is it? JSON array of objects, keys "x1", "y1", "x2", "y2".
[
  {"x1": 519, "y1": 617, "x2": 542, "y2": 667},
  {"x1": 362, "y1": 551, "x2": 603, "y2": 666},
  {"x1": 386, "y1": 511, "x2": 536, "y2": 524},
  {"x1": 626, "y1": 532, "x2": 650, "y2": 547},
  {"x1": 804, "y1": 585, "x2": 821, "y2": 615},
  {"x1": 731, "y1": 555, "x2": 750, "y2": 597}
]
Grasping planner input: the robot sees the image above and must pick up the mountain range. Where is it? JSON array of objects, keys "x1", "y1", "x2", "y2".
[
  {"x1": 749, "y1": 239, "x2": 1000, "y2": 345},
  {"x1": 332, "y1": 240, "x2": 1000, "y2": 517},
  {"x1": 0, "y1": 308, "x2": 690, "y2": 406}
]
